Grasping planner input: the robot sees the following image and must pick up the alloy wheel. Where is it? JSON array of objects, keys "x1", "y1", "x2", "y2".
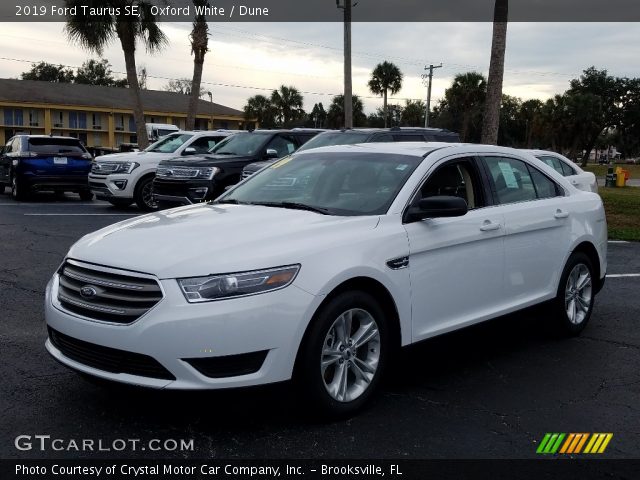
[
  {"x1": 321, "y1": 308, "x2": 380, "y2": 403},
  {"x1": 141, "y1": 181, "x2": 157, "y2": 209},
  {"x1": 564, "y1": 263, "x2": 592, "y2": 325}
]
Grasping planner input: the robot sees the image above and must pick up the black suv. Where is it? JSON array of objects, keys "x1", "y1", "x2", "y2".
[
  {"x1": 152, "y1": 129, "x2": 324, "y2": 208},
  {"x1": 241, "y1": 127, "x2": 460, "y2": 179},
  {"x1": 0, "y1": 135, "x2": 93, "y2": 200}
]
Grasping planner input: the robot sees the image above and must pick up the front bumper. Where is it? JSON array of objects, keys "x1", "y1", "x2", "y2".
[
  {"x1": 88, "y1": 174, "x2": 134, "y2": 200},
  {"x1": 152, "y1": 178, "x2": 215, "y2": 206},
  {"x1": 44, "y1": 273, "x2": 320, "y2": 389}
]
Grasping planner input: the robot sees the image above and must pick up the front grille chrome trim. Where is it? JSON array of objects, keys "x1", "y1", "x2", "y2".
[{"x1": 56, "y1": 259, "x2": 164, "y2": 325}]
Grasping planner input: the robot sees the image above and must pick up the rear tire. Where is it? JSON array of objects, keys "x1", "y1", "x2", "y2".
[
  {"x1": 551, "y1": 252, "x2": 595, "y2": 336},
  {"x1": 79, "y1": 190, "x2": 94, "y2": 201},
  {"x1": 11, "y1": 176, "x2": 27, "y2": 201},
  {"x1": 134, "y1": 176, "x2": 157, "y2": 211},
  {"x1": 295, "y1": 290, "x2": 389, "y2": 418}
]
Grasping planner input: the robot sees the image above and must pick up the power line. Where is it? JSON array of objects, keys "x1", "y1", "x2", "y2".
[{"x1": 0, "y1": 55, "x2": 426, "y2": 103}]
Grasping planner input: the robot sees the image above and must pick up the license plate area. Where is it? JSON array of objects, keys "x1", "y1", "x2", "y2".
[{"x1": 54, "y1": 157, "x2": 68, "y2": 165}]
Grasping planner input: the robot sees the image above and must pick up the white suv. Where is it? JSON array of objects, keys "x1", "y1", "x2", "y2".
[
  {"x1": 46, "y1": 142, "x2": 607, "y2": 416},
  {"x1": 89, "y1": 131, "x2": 234, "y2": 210}
]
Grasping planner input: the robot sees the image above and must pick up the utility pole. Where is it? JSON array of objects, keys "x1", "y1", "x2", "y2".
[
  {"x1": 338, "y1": 0, "x2": 354, "y2": 128},
  {"x1": 207, "y1": 91, "x2": 214, "y2": 129},
  {"x1": 422, "y1": 63, "x2": 442, "y2": 128}
]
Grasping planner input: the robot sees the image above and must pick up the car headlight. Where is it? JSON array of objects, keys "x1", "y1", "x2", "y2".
[
  {"x1": 156, "y1": 166, "x2": 219, "y2": 180},
  {"x1": 92, "y1": 161, "x2": 139, "y2": 174},
  {"x1": 177, "y1": 265, "x2": 300, "y2": 303}
]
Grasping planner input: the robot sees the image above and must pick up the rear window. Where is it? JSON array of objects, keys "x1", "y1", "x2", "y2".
[{"x1": 27, "y1": 138, "x2": 86, "y2": 154}]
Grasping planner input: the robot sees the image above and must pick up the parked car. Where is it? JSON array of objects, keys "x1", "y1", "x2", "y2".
[
  {"x1": 89, "y1": 130, "x2": 234, "y2": 210},
  {"x1": 241, "y1": 127, "x2": 460, "y2": 180},
  {"x1": 524, "y1": 150, "x2": 598, "y2": 193},
  {"x1": 0, "y1": 135, "x2": 93, "y2": 200},
  {"x1": 152, "y1": 128, "x2": 324, "y2": 208},
  {"x1": 45, "y1": 142, "x2": 607, "y2": 416}
]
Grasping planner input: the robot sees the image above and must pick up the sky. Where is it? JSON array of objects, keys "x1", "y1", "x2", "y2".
[{"x1": 1, "y1": 21, "x2": 640, "y2": 115}]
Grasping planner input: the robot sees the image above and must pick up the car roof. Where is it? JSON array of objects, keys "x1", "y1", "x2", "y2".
[
  {"x1": 297, "y1": 141, "x2": 557, "y2": 160},
  {"x1": 14, "y1": 135, "x2": 81, "y2": 140}
]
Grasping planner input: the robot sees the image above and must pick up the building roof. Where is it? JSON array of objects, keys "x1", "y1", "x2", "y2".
[{"x1": 0, "y1": 78, "x2": 244, "y2": 117}]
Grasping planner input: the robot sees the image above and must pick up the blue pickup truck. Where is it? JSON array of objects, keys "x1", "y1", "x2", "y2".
[{"x1": 0, "y1": 135, "x2": 94, "y2": 201}]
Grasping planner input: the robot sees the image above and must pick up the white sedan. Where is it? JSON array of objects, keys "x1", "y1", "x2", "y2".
[
  {"x1": 524, "y1": 149, "x2": 598, "y2": 193},
  {"x1": 45, "y1": 142, "x2": 607, "y2": 416}
]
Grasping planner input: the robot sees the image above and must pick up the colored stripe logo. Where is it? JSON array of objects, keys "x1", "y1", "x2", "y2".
[{"x1": 537, "y1": 433, "x2": 613, "y2": 454}]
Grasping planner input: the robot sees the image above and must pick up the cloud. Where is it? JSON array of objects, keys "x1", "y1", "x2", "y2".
[{"x1": 0, "y1": 21, "x2": 639, "y2": 115}]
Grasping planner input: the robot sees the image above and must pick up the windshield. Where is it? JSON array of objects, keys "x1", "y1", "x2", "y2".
[
  {"x1": 209, "y1": 132, "x2": 267, "y2": 156},
  {"x1": 146, "y1": 133, "x2": 193, "y2": 153},
  {"x1": 219, "y1": 151, "x2": 421, "y2": 216},
  {"x1": 296, "y1": 131, "x2": 370, "y2": 152}
]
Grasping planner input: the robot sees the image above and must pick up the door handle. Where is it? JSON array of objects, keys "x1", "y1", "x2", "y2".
[
  {"x1": 554, "y1": 209, "x2": 569, "y2": 219},
  {"x1": 480, "y1": 221, "x2": 501, "y2": 232}
]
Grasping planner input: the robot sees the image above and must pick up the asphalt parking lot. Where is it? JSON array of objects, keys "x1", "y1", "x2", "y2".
[{"x1": 1, "y1": 192, "x2": 639, "y2": 460}]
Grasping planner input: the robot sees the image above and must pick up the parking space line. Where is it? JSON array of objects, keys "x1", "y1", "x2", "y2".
[
  {"x1": 606, "y1": 273, "x2": 640, "y2": 278},
  {"x1": 24, "y1": 213, "x2": 140, "y2": 216},
  {"x1": 608, "y1": 240, "x2": 629, "y2": 244}
]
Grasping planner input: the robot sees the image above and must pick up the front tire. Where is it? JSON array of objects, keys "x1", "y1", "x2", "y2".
[
  {"x1": 296, "y1": 291, "x2": 389, "y2": 417},
  {"x1": 552, "y1": 252, "x2": 595, "y2": 336},
  {"x1": 134, "y1": 176, "x2": 157, "y2": 211}
]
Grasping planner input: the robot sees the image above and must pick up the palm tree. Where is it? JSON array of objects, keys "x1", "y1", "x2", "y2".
[
  {"x1": 243, "y1": 95, "x2": 276, "y2": 128},
  {"x1": 446, "y1": 72, "x2": 487, "y2": 142},
  {"x1": 186, "y1": 0, "x2": 210, "y2": 131},
  {"x1": 326, "y1": 94, "x2": 366, "y2": 128},
  {"x1": 270, "y1": 85, "x2": 304, "y2": 126},
  {"x1": 64, "y1": 0, "x2": 167, "y2": 149},
  {"x1": 481, "y1": 0, "x2": 509, "y2": 145},
  {"x1": 368, "y1": 61, "x2": 403, "y2": 128}
]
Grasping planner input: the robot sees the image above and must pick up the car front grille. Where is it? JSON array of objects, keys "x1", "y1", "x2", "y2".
[
  {"x1": 57, "y1": 260, "x2": 163, "y2": 324},
  {"x1": 156, "y1": 166, "x2": 209, "y2": 179},
  {"x1": 48, "y1": 327, "x2": 175, "y2": 380},
  {"x1": 241, "y1": 170, "x2": 254, "y2": 180},
  {"x1": 91, "y1": 162, "x2": 122, "y2": 174}
]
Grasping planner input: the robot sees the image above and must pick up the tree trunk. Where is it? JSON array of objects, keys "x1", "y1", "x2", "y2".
[
  {"x1": 186, "y1": 55, "x2": 204, "y2": 130},
  {"x1": 383, "y1": 90, "x2": 388, "y2": 128},
  {"x1": 343, "y1": 0, "x2": 353, "y2": 129},
  {"x1": 119, "y1": 33, "x2": 148, "y2": 149},
  {"x1": 481, "y1": 0, "x2": 508, "y2": 145}
]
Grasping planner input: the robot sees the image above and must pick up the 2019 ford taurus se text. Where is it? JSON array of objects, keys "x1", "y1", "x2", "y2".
[{"x1": 45, "y1": 143, "x2": 607, "y2": 416}]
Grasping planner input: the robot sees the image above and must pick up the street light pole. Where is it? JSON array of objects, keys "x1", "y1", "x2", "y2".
[
  {"x1": 422, "y1": 63, "x2": 442, "y2": 128},
  {"x1": 207, "y1": 91, "x2": 214, "y2": 130}
]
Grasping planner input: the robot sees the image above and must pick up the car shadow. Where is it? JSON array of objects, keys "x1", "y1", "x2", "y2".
[{"x1": 67, "y1": 304, "x2": 557, "y2": 430}]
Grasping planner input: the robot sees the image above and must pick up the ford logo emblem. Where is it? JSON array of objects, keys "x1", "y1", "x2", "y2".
[{"x1": 80, "y1": 285, "x2": 98, "y2": 299}]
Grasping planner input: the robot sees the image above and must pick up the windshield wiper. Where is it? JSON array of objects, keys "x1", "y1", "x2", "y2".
[
  {"x1": 251, "y1": 201, "x2": 332, "y2": 215},
  {"x1": 213, "y1": 151, "x2": 237, "y2": 155}
]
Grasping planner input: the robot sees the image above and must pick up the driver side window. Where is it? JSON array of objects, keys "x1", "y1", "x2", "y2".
[
  {"x1": 265, "y1": 135, "x2": 296, "y2": 158},
  {"x1": 417, "y1": 158, "x2": 485, "y2": 210}
]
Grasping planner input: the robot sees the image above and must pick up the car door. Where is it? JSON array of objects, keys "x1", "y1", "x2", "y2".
[
  {"x1": 481, "y1": 155, "x2": 571, "y2": 305},
  {"x1": 403, "y1": 156, "x2": 506, "y2": 341}
]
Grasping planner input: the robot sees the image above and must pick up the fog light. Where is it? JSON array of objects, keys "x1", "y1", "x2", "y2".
[
  {"x1": 113, "y1": 180, "x2": 127, "y2": 190},
  {"x1": 189, "y1": 187, "x2": 208, "y2": 199}
]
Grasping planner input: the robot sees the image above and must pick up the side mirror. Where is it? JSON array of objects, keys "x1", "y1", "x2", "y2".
[
  {"x1": 406, "y1": 196, "x2": 468, "y2": 222},
  {"x1": 265, "y1": 149, "x2": 279, "y2": 159},
  {"x1": 183, "y1": 147, "x2": 197, "y2": 156}
]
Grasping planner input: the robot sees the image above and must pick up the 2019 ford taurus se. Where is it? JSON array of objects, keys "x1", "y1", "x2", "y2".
[{"x1": 44, "y1": 142, "x2": 607, "y2": 416}]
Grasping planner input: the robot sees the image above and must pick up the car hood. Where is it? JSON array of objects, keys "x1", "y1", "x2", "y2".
[
  {"x1": 96, "y1": 151, "x2": 172, "y2": 163},
  {"x1": 158, "y1": 154, "x2": 253, "y2": 167},
  {"x1": 245, "y1": 160, "x2": 277, "y2": 172},
  {"x1": 67, "y1": 204, "x2": 380, "y2": 279}
]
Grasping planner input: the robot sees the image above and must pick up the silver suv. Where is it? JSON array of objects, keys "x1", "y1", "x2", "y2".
[{"x1": 89, "y1": 130, "x2": 235, "y2": 210}]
